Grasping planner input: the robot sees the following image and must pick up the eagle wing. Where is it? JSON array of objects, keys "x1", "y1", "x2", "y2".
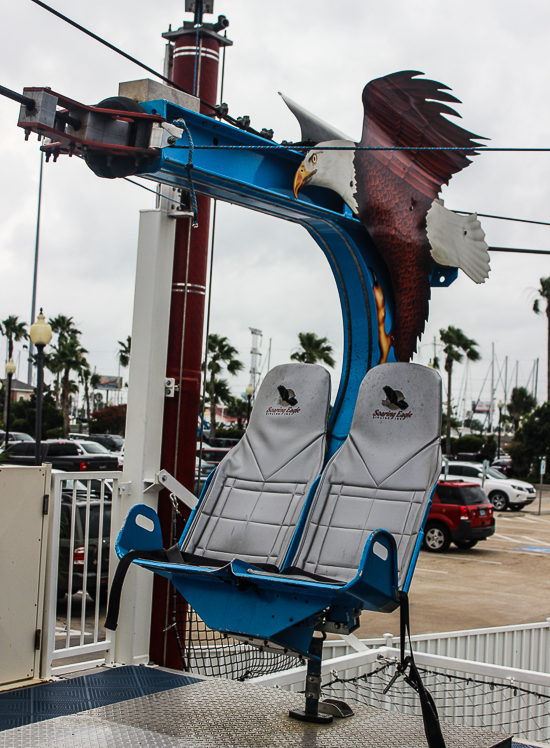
[
  {"x1": 354, "y1": 71, "x2": 486, "y2": 361},
  {"x1": 360, "y1": 70, "x2": 485, "y2": 197}
]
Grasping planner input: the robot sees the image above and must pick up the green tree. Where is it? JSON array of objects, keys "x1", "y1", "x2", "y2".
[
  {"x1": 290, "y1": 332, "x2": 335, "y2": 367},
  {"x1": 204, "y1": 335, "x2": 244, "y2": 439},
  {"x1": 440, "y1": 326, "x2": 481, "y2": 456},
  {"x1": 47, "y1": 315, "x2": 81, "y2": 407},
  {"x1": 226, "y1": 396, "x2": 249, "y2": 430},
  {"x1": 508, "y1": 402, "x2": 550, "y2": 480},
  {"x1": 0, "y1": 315, "x2": 28, "y2": 360},
  {"x1": 90, "y1": 372, "x2": 101, "y2": 412},
  {"x1": 507, "y1": 386, "x2": 536, "y2": 433},
  {"x1": 532, "y1": 277, "x2": 550, "y2": 402},
  {"x1": 9, "y1": 384, "x2": 63, "y2": 439},
  {"x1": 42, "y1": 315, "x2": 87, "y2": 434},
  {"x1": 79, "y1": 365, "x2": 92, "y2": 421},
  {"x1": 89, "y1": 404, "x2": 127, "y2": 436},
  {"x1": 118, "y1": 336, "x2": 131, "y2": 369},
  {"x1": 1, "y1": 315, "x2": 28, "y2": 424}
]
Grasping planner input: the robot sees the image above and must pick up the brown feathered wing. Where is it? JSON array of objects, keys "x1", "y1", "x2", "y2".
[{"x1": 354, "y1": 70, "x2": 485, "y2": 361}]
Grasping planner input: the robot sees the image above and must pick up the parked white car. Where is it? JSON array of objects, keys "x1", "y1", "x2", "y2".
[{"x1": 441, "y1": 460, "x2": 536, "y2": 512}]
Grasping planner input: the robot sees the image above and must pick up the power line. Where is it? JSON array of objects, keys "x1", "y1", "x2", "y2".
[
  {"x1": 124, "y1": 176, "x2": 550, "y2": 242},
  {"x1": 29, "y1": 0, "x2": 216, "y2": 111},
  {"x1": 456, "y1": 210, "x2": 550, "y2": 228},
  {"x1": 27, "y1": 0, "x2": 270, "y2": 138},
  {"x1": 489, "y1": 247, "x2": 550, "y2": 256}
]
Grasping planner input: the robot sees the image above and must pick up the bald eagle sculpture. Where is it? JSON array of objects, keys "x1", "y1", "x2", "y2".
[{"x1": 290, "y1": 71, "x2": 490, "y2": 362}]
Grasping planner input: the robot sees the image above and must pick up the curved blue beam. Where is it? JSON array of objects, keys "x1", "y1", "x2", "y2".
[{"x1": 137, "y1": 100, "x2": 456, "y2": 455}]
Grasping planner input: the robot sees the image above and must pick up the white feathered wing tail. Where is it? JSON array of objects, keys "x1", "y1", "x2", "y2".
[{"x1": 426, "y1": 199, "x2": 490, "y2": 284}]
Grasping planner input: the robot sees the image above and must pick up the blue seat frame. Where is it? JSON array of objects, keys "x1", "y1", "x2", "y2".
[{"x1": 115, "y1": 487, "x2": 425, "y2": 659}]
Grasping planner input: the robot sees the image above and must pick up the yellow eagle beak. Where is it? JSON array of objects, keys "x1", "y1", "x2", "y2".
[{"x1": 293, "y1": 162, "x2": 316, "y2": 198}]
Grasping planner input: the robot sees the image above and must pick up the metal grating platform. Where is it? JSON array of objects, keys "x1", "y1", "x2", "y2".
[{"x1": 0, "y1": 673, "x2": 513, "y2": 748}]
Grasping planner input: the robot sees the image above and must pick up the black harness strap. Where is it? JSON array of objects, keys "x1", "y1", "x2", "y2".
[
  {"x1": 104, "y1": 544, "x2": 229, "y2": 631},
  {"x1": 105, "y1": 548, "x2": 168, "y2": 631},
  {"x1": 395, "y1": 590, "x2": 447, "y2": 748}
]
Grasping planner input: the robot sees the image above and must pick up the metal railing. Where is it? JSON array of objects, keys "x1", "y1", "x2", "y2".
[{"x1": 41, "y1": 471, "x2": 122, "y2": 678}]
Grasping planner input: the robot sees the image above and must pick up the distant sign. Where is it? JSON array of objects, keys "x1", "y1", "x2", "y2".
[
  {"x1": 472, "y1": 401, "x2": 490, "y2": 414},
  {"x1": 97, "y1": 375, "x2": 122, "y2": 390}
]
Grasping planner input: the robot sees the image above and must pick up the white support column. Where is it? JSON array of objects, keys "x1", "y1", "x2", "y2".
[{"x1": 113, "y1": 203, "x2": 176, "y2": 665}]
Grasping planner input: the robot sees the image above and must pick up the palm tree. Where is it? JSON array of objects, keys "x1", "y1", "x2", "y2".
[
  {"x1": 118, "y1": 336, "x2": 131, "y2": 369},
  {"x1": 90, "y1": 372, "x2": 101, "y2": 413},
  {"x1": 48, "y1": 315, "x2": 81, "y2": 407},
  {"x1": 1, "y1": 315, "x2": 28, "y2": 425},
  {"x1": 204, "y1": 334, "x2": 244, "y2": 439},
  {"x1": 532, "y1": 277, "x2": 550, "y2": 402},
  {"x1": 440, "y1": 326, "x2": 481, "y2": 456},
  {"x1": 507, "y1": 386, "x2": 536, "y2": 432},
  {"x1": 80, "y1": 365, "x2": 92, "y2": 421},
  {"x1": 0, "y1": 315, "x2": 28, "y2": 360},
  {"x1": 290, "y1": 332, "x2": 336, "y2": 368},
  {"x1": 54, "y1": 335, "x2": 88, "y2": 436}
]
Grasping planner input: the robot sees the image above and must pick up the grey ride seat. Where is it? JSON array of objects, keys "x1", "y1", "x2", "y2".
[
  {"x1": 179, "y1": 362, "x2": 331, "y2": 568},
  {"x1": 282, "y1": 361, "x2": 443, "y2": 592}
]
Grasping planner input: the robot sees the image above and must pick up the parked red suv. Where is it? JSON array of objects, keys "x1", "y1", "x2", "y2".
[{"x1": 423, "y1": 481, "x2": 495, "y2": 552}]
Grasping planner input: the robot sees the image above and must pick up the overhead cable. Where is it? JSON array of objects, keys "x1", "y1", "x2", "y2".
[
  {"x1": 27, "y1": 0, "x2": 269, "y2": 137},
  {"x1": 29, "y1": 0, "x2": 216, "y2": 111},
  {"x1": 124, "y1": 177, "x2": 550, "y2": 250}
]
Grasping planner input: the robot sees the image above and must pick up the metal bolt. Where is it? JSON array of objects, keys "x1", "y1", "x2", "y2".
[{"x1": 167, "y1": 135, "x2": 177, "y2": 145}]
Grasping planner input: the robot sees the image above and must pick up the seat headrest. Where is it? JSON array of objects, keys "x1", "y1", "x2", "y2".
[
  {"x1": 348, "y1": 362, "x2": 441, "y2": 483},
  {"x1": 247, "y1": 363, "x2": 331, "y2": 470}
]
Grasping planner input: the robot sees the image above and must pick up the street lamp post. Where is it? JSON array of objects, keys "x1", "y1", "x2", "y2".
[
  {"x1": 497, "y1": 400, "x2": 504, "y2": 457},
  {"x1": 245, "y1": 383, "x2": 254, "y2": 427},
  {"x1": 4, "y1": 359, "x2": 16, "y2": 446},
  {"x1": 30, "y1": 310, "x2": 52, "y2": 465}
]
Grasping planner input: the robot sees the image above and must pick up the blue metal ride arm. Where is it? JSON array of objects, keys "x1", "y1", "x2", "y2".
[{"x1": 134, "y1": 99, "x2": 456, "y2": 455}]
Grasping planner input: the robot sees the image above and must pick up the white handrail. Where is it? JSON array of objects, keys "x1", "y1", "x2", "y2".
[{"x1": 42, "y1": 471, "x2": 122, "y2": 678}]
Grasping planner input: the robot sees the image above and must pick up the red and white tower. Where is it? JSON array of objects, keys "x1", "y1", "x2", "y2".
[{"x1": 149, "y1": 4, "x2": 232, "y2": 669}]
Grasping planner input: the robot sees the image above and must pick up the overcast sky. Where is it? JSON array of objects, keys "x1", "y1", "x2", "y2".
[{"x1": 1, "y1": 0, "x2": 548, "y2": 418}]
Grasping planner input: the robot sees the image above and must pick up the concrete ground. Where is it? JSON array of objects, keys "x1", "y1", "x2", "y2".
[{"x1": 356, "y1": 488, "x2": 550, "y2": 639}]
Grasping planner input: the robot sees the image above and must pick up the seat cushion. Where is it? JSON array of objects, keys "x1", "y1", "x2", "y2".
[
  {"x1": 181, "y1": 363, "x2": 331, "y2": 567},
  {"x1": 290, "y1": 363, "x2": 442, "y2": 587}
]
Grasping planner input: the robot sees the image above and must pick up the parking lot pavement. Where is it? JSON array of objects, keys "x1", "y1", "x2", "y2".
[{"x1": 356, "y1": 491, "x2": 550, "y2": 639}]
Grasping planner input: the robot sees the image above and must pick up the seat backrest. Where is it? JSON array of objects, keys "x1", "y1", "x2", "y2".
[
  {"x1": 181, "y1": 363, "x2": 331, "y2": 567},
  {"x1": 290, "y1": 363, "x2": 442, "y2": 587}
]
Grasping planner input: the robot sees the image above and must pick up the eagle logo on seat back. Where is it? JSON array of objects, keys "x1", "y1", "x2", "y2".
[
  {"x1": 277, "y1": 385, "x2": 298, "y2": 407},
  {"x1": 382, "y1": 385, "x2": 408, "y2": 411}
]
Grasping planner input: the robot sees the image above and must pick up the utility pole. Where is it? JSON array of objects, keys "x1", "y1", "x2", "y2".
[
  {"x1": 249, "y1": 327, "x2": 263, "y2": 398},
  {"x1": 487, "y1": 343, "x2": 495, "y2": 434},
  {"x1": 504, "y1": 356, "x2": 508, "y2": 407},
  {"x1": 27, "y1": 152, "x2": 44, "y2": 385},
  {"x1": 149, "y1": 2, "x2": 232, "y2": 669}
]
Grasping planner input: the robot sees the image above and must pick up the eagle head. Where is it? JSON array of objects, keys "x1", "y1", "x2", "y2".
[{"x1": 293, "y1": 140, "x2": 359, "y2": 215}]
